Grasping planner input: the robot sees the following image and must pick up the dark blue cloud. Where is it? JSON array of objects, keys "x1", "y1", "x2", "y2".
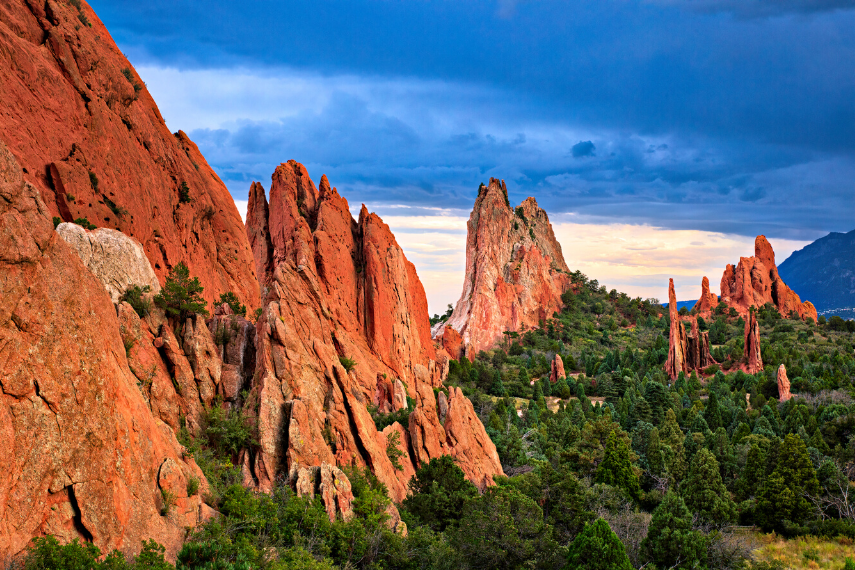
[
  {"x1": 88, "y1": 0, "x2": 855, "y2": 241},
  {"x1": 572, "y1": 141, "x2": 596, "y2": 158}
]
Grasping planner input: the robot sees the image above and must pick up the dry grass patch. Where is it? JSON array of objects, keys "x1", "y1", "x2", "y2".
[{"x1": 749, "y1": 533, "x2": 855, "y2": 569}]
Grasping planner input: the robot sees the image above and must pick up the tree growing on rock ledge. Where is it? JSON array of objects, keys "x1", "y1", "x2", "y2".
[{"x1": 154, "y1": 262, "x2": 209, "y2": 321}]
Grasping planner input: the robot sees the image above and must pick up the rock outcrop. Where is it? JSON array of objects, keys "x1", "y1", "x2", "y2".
[
  {"x1": 550, "y1": 354, "x2": 565, "y2": 383},
  {"x1": 0, "y1": 0, "x2": 258, "y2": 310},
  {"x1": 744, "y1": 310, "x2": 763, "y2": 374},
  {"x1": 777, "y1": 364, "x2": 791, "y2": 402},
  {"x1": 691, "y1": 276, "x2": 719, "y2": 315},
  {"x1": 243, "y1": 162, "x2": 503, "y2": 503},
  {"x1": 438, "y1": 179, "x2": 571, "y2": 355},
  {"x1": 666, "y1": 279, "x2": 715, "y2": 380},
  {"x1": 56, "y1": 223, "x2": 160, "y2": 302},
  {"x1": 0, "y1": 140, "x2": 207, "y2": 559},
  {"x1": 720, "y1": 236, "x2": 817, "y2": 322}
]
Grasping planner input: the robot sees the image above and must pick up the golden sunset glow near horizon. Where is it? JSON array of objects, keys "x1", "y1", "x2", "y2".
[{"x1": 236, "y1": 199, "x2": 809, "y2": 316}]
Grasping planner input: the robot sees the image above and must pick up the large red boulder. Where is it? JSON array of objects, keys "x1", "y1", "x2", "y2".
[
  {"x1": 439, "y1": 179, "x2": 571, "y2": 355},
  {"x1": 0, "y1": 0, "x2": 258, "y2": 311}
]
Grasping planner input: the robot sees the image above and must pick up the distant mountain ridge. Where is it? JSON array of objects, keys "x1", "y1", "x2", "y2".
[{"x1": 778, "y1": 229, "x2": 855, "y2": 319}]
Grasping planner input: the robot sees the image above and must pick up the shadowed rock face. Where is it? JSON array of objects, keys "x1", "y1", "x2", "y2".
[
  {"x1": 440, "y1": 178, "x2": 571, "y2": 355},
  {"x1": 0, "y1": 140, "x2": 208, "y2": 560},
  {"x1": 0, "y1": 0, "x2": 258, "y2": 311},
  {"x1": 243, "y1": 162, "x2": 503, "y2": 504},
  {"x1": 720, "y1": 236, "x2": 817, "y2": 322}
]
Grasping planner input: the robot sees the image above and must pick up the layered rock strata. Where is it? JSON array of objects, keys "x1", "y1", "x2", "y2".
[
  {"x1": 438, "y1": 179, "x2": 571, "y2": 355},
  {"x1": 0, "y1": 0, "x2": 258, "y2": 310},
  {"x1": 0, "y1": 140, "x2": 207, "y2": 559},
  {"x1": 720, "y1": 236, "x2": 817, "y2": 321},
  {"x1": 666, "y1": 279, "x2": 715, "y2": 380},
  {"x1": 243, "y1": 162, "x2": 503, "y2": 503}
]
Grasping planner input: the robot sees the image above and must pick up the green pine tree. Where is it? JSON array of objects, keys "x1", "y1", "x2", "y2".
[
  {"x1": 154, "y1": 262, "x2": 208, "y2": 321},
  {"x1": 641, "y1": 492, "x2": 707, "y2": 569},
  {"x1": 683, "y1": 448, "x2": 737, "y2": 525},
  {"x1": 595, "y1": 431, "x2": 641, "y2": 500},
  {"x1": 567, "y1": 518, "x2": 633, "y2": 570}
]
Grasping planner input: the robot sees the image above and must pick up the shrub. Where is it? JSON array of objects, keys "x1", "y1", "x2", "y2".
[
  {"x1": 204, "y1": 402, "x2": 256, "y2": 458},
  {"x1": 566, "y1": 518, "x2": 633, "y2": 570},
  {"x1": 186, "y1": 476, "x2": 200, "y2": 496},
  {"x1": 217, "y1": 291, "x2": 246, "y2": 316},
  {"x1": 103, "y1": 195, "x2": 128, "y2": 218},
  {"x1": 160, "y1": 488, "x2": 176, "y2": 516},
  {"x1": 339, "y1": 356, "x2": 356, "y2": 372},
  {"x1": 121, "y1": 284, "x2": 152, "y2": 317},
  {"x1": 88, "y1": 170, "x2": 99, "y2": 192},
  {"x1": 154, "y1": 262, "x2": 208, "y2": 321},
  {"x1": 386, "y1": 429, "x2": 405, "y2": 471},
  {"x1": 73, "y1": 217, "x2": 96, "y2": 230},
  {"x1": 178, "y1": 181, "x2": 192, "y2": 203},
  {"x1": 53, "y1": 216, "x2": 62, "y2": 228}
]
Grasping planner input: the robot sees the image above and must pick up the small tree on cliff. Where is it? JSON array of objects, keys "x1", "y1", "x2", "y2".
[{"x1": 155, "y1": 262, "x2": 209, "y2": 322}]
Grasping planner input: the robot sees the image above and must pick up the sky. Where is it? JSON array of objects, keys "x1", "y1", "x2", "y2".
[{"x1": 90, "y1": 0, "x2": 855, "y2": 313}]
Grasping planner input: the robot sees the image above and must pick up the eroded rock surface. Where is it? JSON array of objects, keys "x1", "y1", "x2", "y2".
[
  {"x1": 242, "y1": 162, "x2": 504, "y2": 503},
  {"x1": 666, "y1": 279, "x2": 715, "y2": 380},
  {"x1": 691, "y1": 276, "x2": 719, "y2": 315},
  {"x1": 0, "y1": 0, "x2": 258, "y2": 310},
  {"x1": 0, "y1": 140, "x2": 206, "y2": 559},
  {"x1": 550, "y1": 354, "x2": 565, "y2": 383},
  {"x1": 744, "y1": 310, "x2": 763, "y2": 374},
  {"x1": 439, "y1": 179, "x2": 571, "y2": 355}
]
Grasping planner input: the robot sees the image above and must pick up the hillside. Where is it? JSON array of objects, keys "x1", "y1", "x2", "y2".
[{"x1": 778, "y1": 228, "x2": 855, "y2": 319}]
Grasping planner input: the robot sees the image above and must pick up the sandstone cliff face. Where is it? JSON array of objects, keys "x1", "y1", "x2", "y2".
[
  {"x1": 0, "y1": 141, "x2": 207, "y2": 559},
  {"x1": 720, "y1": 236, "x2": 817, "y2": 322},
  {"x1": 440, "y1": 179, "x2": 571, "y2": 355},
  {"x1": 666, "y1": 279, "x2": 715, "y2": 380},
  {"x1": 243, "y1": 162, "x2": 503, "y2": 503},
  {"x1": 0, "y1": 0, "x2": 258, "y2": 310}
]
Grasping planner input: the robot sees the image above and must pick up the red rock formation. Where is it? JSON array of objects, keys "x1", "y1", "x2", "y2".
[
  {"x1": 777, "y1": 364, "x2": 791, "y2": 402},
  {"x1": 243, "y1": 163, "x2": 503, "y2": 503},
  {"x1": 720, "y1": 236, "x2": 817, "y2": 322},
  {"x1": 0, "y1": 141, "x2": 207, "y2": 559},
  {"x1": 666, "y1": 279, "x2": 715, "y2": 379},
  {"x1": 0, "y1": 0, "x2": 258, "y2": 311},
  {"x1": 550, "y1": 354, "x2": 565, "y2": 383},
  {"x1": 744, "y1": 310, "x2": 763, "y2": 374},
  {"x1": 436, "y1": 325, "x2": 464, "y2": 361},
  {"x1": 666, "y1": 279, "x2": 687, "y2": 380},
  {"x1": 691, "y1": 276, "x2": 719, "y2": 315},
  {"x1": 439, "y1": 179, "x2": 571, "y2": 355}
]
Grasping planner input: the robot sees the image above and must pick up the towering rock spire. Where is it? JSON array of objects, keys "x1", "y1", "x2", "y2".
[
  {"x1": 691, "y1": 276, "x2": 719, "y2": 315},
  {"x1": 666, "y1": 279, "x2": 687, "y2": 380},
  {"x1": 666, "y1": 278, "x2": 716, "y2": 380},
  {"x1": 777, "y1": 364, "x2": 791, "y2": 401},
  {"x1": 744, "y1": 309, "x2": 763, "y2": 374},
  {"x1": 439, "y1": 179, "x2": 571, "y2": 355}
]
